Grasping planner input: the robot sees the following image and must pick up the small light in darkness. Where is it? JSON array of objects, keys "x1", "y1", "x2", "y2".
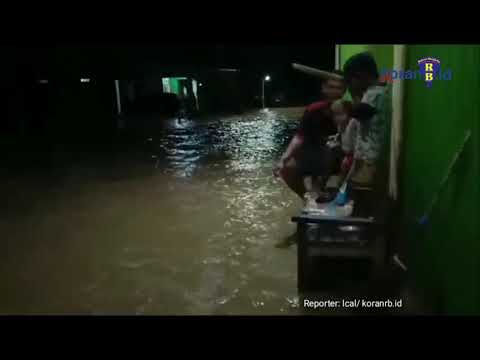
[
  {"x1": 38, "y1": 80, "x2": 48, "y2": 84},
  {"x1": 80, "y1": 78, "x2": 91, "y2": 83}
]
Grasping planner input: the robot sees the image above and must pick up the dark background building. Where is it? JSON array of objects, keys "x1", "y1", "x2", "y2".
[{"x1": 2, "y1": 44, "x2": 334, "y2": 141}]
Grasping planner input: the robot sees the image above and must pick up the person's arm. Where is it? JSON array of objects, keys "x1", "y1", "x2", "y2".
[
  {"x1": 281, "y1": 133, "x2": 303, "y2": 162},
  {"x1": 273, "y1": 134, "x2": 303, "y2": 177},
  {"x1": 341, "y1": 118, "x2": 358, "y2": 154},
  {"x1": 274, "y1": 107, "x2": 311, "y2": 177}
]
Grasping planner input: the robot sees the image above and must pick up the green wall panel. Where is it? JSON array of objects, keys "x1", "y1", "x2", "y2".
[{"x1": 401, "y1": 45, "x2": 480, "y2": 314}]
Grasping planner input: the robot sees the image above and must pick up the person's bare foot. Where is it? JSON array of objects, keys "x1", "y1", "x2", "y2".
[
  {"x1": 303, "y1": 192, "x2": 318, "y2": 210},
  {"x1": 275, "y1": 232, "x2": 298, "y2": 248}
]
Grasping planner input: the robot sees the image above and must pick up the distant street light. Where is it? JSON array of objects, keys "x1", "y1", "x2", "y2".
[{"x1": 262, "y1": 75, "x2": 271, "y2": 108}]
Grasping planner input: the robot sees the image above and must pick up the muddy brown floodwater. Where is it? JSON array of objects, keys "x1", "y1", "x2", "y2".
[{"x1": 0, "y1": 108, "x2": 312, "y2": 315}]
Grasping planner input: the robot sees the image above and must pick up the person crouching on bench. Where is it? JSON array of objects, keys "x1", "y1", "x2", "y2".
[{"x1": 281, "y1": 109, "x2": 336, "y2": 209}]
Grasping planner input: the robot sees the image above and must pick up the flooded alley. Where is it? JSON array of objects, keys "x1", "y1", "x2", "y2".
[{"x1": 1, "y1": 108, "x2": 307, "y2": 315}]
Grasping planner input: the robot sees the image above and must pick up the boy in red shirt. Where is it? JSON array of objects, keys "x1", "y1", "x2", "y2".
[{"x1": 274, "y1": 70, "x2": 346, "y2": 200}]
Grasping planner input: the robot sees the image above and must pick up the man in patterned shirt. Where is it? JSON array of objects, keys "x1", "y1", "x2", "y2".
[{"x1": 343, "y1": 52, "x2": 392, "y2": 187}]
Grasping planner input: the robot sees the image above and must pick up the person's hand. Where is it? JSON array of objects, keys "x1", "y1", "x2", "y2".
[
  {"x1": 351, "y1": 103, "x2": 377, "y2": 123},
  {"x1": 273, "y1": 159, "x2": 285, "y2": 178},
  {"x1": 326, "y1": 134, "x2": 340, "y2": 148}
]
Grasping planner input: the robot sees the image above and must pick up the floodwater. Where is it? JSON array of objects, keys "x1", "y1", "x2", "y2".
[{"x1": 0, "y1": 108, "x2": 308, "y2": 315}]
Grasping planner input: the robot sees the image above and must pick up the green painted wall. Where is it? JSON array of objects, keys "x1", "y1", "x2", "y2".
[
  {"x1": 369, "y1": 45, "x2": 394, "y2": 72},
  {"x1": 339, "y1": 44, "x2": 480, "y2": 314},
  {"x1": 401, "y1": 45, "x2": 480, "y2": 314},
  {"x1": 163, "y1": 77, "x2": 187, "y2": 95},
  {"x1": 169, "y1": 78, "x2": 182, "y2": 95}
]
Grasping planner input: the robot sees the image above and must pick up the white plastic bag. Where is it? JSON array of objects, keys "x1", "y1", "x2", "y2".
[{"x1": 304, "y1": 200, "x2": 354, "y2": 218}]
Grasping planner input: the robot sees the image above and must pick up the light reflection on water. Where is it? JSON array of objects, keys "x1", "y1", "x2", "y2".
[{"x1": 0, "y1": 108, "x2": 305, "y2": 315}]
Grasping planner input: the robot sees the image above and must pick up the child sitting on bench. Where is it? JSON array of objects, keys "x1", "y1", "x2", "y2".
[{"x1": 329, "y1": 99, "x2": 358, "y2": 181}]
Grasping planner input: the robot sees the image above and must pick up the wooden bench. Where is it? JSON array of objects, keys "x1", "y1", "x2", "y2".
[{"x1": 292, "y1": 187, "x2": 390, "y2": 293}]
